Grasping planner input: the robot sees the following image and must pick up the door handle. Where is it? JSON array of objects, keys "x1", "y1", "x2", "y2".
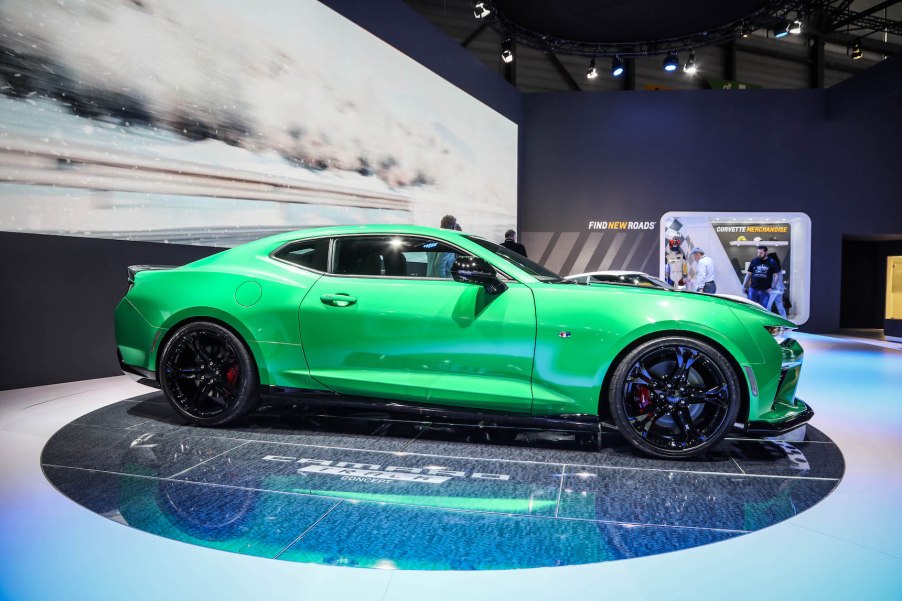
[{"x1": 320, "y1": 293, "x2": 357, "y2": 307}]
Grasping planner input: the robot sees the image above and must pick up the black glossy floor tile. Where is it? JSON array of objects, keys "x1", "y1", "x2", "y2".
[
  {"x1": 172, "y1": 442, "x2": 564, "y2": 516},
  {"x1": 98, "y1": 403, "x2": 430, "y2": 451},
  {"x1": 404, "y1": 428, "x2": 741, "y2": 474},
  {"x1": 223, "y1": 413, "x2": 431, "y2": 450},
  {"x1": 43, "y1": 465, "x2": 339, "y2": 558},
  {"x1": 726, "y1": 439, "x2": 845, "y2": 479},
  {"x1": 403, "y1": 423, "x2": 598, "y2": 455},
  {"x1": 277, "y1": 500, "x2": 740, "y2": 569},
  {"x1": 40, "y1": 423, "x2": 249, "y2": 478},
  {"x1": 593, "y1": 521, "x2": 741, "y2": 558},
  {"x1": 556, "y1": 467, "x2": 838, "y2": 531},
  {"x1": 216, "y1": 424, "x2": 426, "y2": 451}
]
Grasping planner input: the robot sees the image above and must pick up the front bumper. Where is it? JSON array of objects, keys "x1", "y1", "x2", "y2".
[
  {"x1": 747, "y1": 398, "x2": 814, "y2": 435},
  {"x1": 746, "y1": 337, "x2": 812, "y2": 435}
]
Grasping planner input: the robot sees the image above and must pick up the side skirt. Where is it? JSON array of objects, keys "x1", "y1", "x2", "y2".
[{"x1": 259, "y1": 386, "x2": 601, "y2": 432}]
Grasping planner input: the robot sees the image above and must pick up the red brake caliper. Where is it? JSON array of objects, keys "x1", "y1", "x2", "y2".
[
  {"x1": 225, "y1": 364, "x2": 239, "y2": 389},
  {"x1": 635, "y1": 384, "x2": 652, "y2": 412}
]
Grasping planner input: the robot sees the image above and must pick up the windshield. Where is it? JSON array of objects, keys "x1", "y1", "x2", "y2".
[
  {"x1": 641, "y1": 275, "x2": 672, "y2": 289},
  {"x1": 465, "y1": 236, "x2": 565, "y2": 283}
]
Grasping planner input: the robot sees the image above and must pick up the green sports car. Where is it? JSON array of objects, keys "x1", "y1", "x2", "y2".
[{"x1": 115, "y1": 224, "x2": 811, "y2": 459}]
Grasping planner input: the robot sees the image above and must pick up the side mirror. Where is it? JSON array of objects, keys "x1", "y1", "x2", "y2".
[{"x1": 451, "y1": 256, "x2": 508, "y2": 295}]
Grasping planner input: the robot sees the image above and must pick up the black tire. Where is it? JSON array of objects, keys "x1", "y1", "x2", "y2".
[
  {"x1": 608, "y1": 336, "x2": 741, "y2": 459},
  {"x1": 158, "y1": 321, "x2": 259, "y2": 426}
]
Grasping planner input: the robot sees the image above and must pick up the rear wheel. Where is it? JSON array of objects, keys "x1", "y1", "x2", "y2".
[
  {"x1": 608, "y1": 336, "x2": 741, "y2": 459},
  {"x1": 158, "y1": 321, "x2": 259, "y2": 426}
]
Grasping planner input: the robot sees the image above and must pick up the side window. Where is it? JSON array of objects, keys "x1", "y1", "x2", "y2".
[
  {"x1": 334, "y1": 235, "x2": 461, "y2": 279},
  {"x1": 273, "y1": 238, "x2": 329, "y2": 272}
]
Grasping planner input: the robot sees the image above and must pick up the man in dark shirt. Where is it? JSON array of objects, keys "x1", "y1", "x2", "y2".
[
  {"x1": 743, "y1": 245, "x2": 778, "y2": 308},
  {"x1": 500, "y1": 229, "x2": 527, "y2": 257}
]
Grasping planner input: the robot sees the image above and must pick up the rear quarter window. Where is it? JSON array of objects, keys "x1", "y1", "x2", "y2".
[{"x1": 273, "y1": 238, "x2": 329, "y2": 272}]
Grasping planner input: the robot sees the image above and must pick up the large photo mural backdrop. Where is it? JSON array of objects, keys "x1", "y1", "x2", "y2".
[{"x1": 0, "y1": 0, "x2": 517, "y2": 246}]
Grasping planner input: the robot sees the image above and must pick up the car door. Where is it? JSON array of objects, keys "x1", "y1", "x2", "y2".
[{"x1": 298, "y1": 234, "x2": 537, "y2": 413}]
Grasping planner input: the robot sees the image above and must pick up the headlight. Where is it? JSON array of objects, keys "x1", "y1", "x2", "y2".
[{"x1": 764, "y1": 325, "x2": 795, "y2": 344}]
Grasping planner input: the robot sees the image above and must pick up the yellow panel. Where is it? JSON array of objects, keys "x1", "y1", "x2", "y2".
[{"x1": 887, "y1": 257, "x2": 902, "y2": 319}]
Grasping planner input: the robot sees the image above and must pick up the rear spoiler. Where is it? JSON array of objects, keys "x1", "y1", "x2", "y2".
[{"x1": 127, "y1": 264, "x2": 175, "y2": 285}]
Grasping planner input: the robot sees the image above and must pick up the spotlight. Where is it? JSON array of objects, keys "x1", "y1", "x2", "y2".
[
  {"x1": 611, "y1": 56, "x2": 624, "y2": 77},
  {"x1": 472, "y1": 0, "x2": 490, "y2": 19},
  {"x1": 501, "y1": 38, "x2": 513, "y2": 63},
  {"x1": 663, "y1": 53, "x2": 679, "y2": 72},
  {"x1": 683, "y1": 51, "x2": 697, "y2": 75},
  {"x1": 851, "y1": 39, "x2": 863, "y2": 60},
  {"x1": 586, "y1": 58, "x2": 598, "y2": 79},
  {"x1": 789, "y1": 18, "x2": 802, "y2": 34},
  {"x1": 773, "y1": 19, "x2": 790, "y2": 38}
]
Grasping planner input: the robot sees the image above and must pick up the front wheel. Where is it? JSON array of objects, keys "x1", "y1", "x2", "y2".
[
  {"x1": 158, "y1": 321, "x2": 259, "y2": 426},
  {"x1": 608, "y1": 336, "x2": 741, "y2": 459}
]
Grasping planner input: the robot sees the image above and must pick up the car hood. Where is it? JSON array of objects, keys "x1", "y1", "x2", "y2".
[{"x1": 575, "y1": 280, "x2": 782, "y2": 319}]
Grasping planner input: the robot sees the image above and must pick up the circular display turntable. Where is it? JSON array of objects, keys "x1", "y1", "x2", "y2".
[{"x1": 41, "y1": 393, "x2": 843, "y2": 570}]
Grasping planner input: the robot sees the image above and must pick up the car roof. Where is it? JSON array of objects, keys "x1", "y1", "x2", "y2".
[
  {"x1": 257, "y1": 224, "x2": 472, "y2": 245},
  {"x1": 207, "y1": 224, "x2": 476, "y2": 258}
]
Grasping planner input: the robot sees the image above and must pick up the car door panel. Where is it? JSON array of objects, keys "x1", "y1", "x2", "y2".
[{"x1": 299, "y1": 275, "x2": 537, "y2": 412}]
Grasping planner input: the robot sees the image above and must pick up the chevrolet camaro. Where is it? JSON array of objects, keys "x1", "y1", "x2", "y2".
[{"x1": 115, "y1": 225, "x2": 811, "y2": 459}]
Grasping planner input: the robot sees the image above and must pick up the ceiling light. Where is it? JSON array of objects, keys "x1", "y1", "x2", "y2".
[
  {"x1": 683, "y1": 51, "x2": 697, "y2": 75},
  {"x1": 611, "y1": 56, "x2": 624, "y2": 77},
  {"x1": 472, "y1": 0, "x2": 490, "y2": 19},
  {"x1": 773, "y1": 19, "x2": 790, "y2": 38},
  {"x1": 586, "y1": 59, "x2": 598, "y2": 79},
  {"x1": 663, "y1": 53, "x2": 679, "y2": 72},
  {"x1": 851, "y1": 39, "x2": 863, "y2": 60},
  {"x1": 501, "y1": 38, "x2": 513, "y2": 63},
  {"x1": 789, "y1": 18, "x2": 803, "y2": 34}
]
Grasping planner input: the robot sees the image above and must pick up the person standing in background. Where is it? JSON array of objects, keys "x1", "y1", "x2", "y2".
[
  {"x1": 765, "y1": 252, "x2": 787, "y2": 318},
  {"x1": 743, "y1": 245, "x2": 778, "y2": 307},
  {"x1": 427, "y1": 214, "x2": 458, "y2": 278},
  {"x1": 500, "y1": 229, "x2": 527, "y2": 257},
  {"x1": 691, "y1": 247, "x2": 716, "y2": 293}
]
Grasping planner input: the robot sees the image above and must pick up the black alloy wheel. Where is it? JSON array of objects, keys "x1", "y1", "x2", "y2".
[
  {"x1": 608, "y1": 336, "x2": 741, "y2": 459},
  {"x1": 159, "y1": 321, "x2": 259, "y2": 426}
]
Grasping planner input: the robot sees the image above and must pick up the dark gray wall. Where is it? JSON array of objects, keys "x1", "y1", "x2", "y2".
[
  {"x1": 519, "y1": 57, "x2": 902, "y2": 333},
  {"x1": 840, "y1": 236, "x2": 902, "y2": 329},
  {"x1": 0, "y1": 233, "x2": 220, "y2": 390}
]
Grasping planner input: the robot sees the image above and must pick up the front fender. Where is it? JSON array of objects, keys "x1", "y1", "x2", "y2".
[{"x1": 530, "y1": 285, "x2": 770, "y2": 416}]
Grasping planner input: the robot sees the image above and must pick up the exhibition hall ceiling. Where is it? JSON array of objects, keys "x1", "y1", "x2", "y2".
[{"x1": 404, "y1": 0, "x2": 902, "y2": 92}]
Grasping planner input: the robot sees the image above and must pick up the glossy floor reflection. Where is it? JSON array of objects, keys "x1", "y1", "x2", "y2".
[
  {"x1": 40, "y1": 391, "x2": 842, "y2": 570},
  {"x1": 2, "y1": 333, "x2": 900, "y2": 601}
]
